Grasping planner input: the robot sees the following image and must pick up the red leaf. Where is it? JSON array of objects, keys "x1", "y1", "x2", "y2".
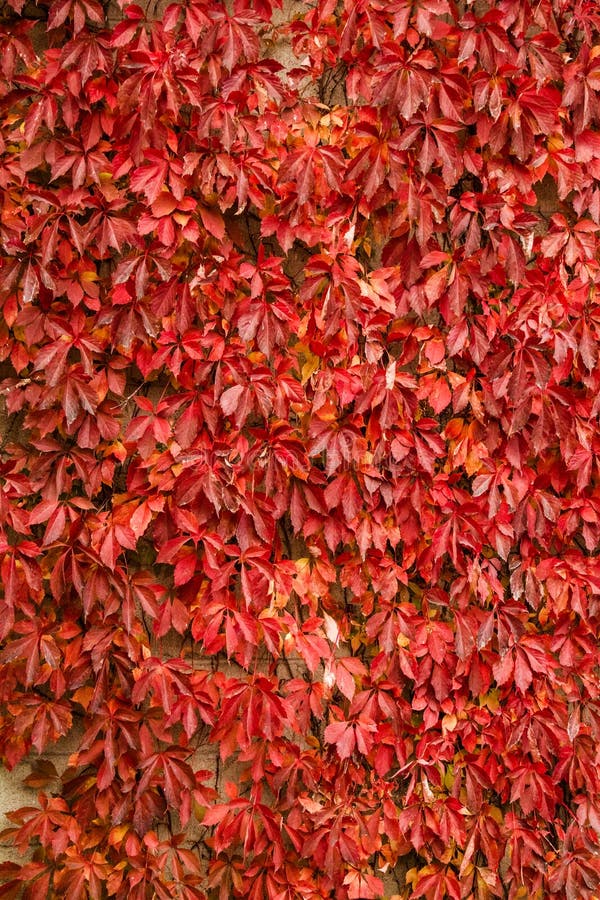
[
  {"x1": 174, "y1": 552, "x2": 197, "y2": 586},
  {"x1": 220, "y1": 384, "x2": 245, "y2": 416},
  {"x1": 199, "y1": 205, "x2": 225, "y2": 240},
  {"x1": 324, "y1": 721, "x2": 356, "y2": 759}
]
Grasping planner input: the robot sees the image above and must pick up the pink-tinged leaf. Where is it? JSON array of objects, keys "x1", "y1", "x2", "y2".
[
  {"x1": 99, "y1": 529, "x2": 116, "y2": 570},
  {"x1": 477, "y1": 613, "x2": 494, "y2": 651},
  {"x1": 324, "y1": 721, "x2": 355, "y2": 759},
  {"x1": 47, "y1": 0, "x2": 73, "y2": 29},
  {"x1": 130, "y1": 502, "x2": 152, "y2": 539},
  {"x1": 110, "y1": 18, "x2": 140, "y2": 46},
  {"x1": 428, "y1": 377, "x2": 452, "y2": 413},
  {"x1": 446, "y1": 319, "x2": 468, "y2": 356},
  {"x1": 344, "y1": 870, "x2": 385, "y2": 899},
  {"x1": 492, "y1": 651, "x2": 514, "y2": 687},
  {"x1": 454, "y1": 612, "x2": 475, "y2": 661},
  {"x1": 151, "y1": 193, "x2": 178, "y2": 217},
  {"x1": 29, "y1": 500, "x2": 58, "y2": 526},
  {"x1": 356, "y1": 517, "x2": 371, "y2": 560},
  {"x1": 432, "y1": 518, "x2": 452, "y2": 560},
  {"x1": 42, "y1": 506, "x2": 66, "y2": 546},
  {"x1": 220, "y1": 384, "x2": 245, "y2": 415},
  {"x1": 22, "y1": 262, "x2": 39, "y2": 304},
  {"x1": 334, "y1": 657, "x2": 366, "y2": 701},
  {"x1": 580, "y1": 321, "x2": 597, "y2": 371},
  {"x1": 130, "y1": 155, "x2": 169, "y2": 204},
  {"x1": 575, "y1": 129, "x2": 600, "y2": 162},
  {"x1": 514, "y1": 649, "x2": 533, "y2": 693}
]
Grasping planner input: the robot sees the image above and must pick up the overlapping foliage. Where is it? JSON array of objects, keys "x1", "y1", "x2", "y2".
[{"x1": 1, "y1": 0, "x2": 600, "y2": 896}]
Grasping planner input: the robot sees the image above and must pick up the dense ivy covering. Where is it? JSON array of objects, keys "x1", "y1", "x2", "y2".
[{"x1": 2, "y1": 0, "x2": 600, "y2": 897}]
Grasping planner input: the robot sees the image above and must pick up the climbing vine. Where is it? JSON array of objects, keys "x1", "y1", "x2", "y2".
[{"x1": 2, "y1": 0, "x2": 600, "y2": 897}]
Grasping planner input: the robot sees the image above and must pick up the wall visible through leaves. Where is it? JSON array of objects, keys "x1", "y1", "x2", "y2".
[{"x1": 2, "y1": 0, "x2": 600, "y2": 897}]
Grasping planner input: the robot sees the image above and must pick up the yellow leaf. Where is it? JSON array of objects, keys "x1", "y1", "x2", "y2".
[
  {"x1": 194, "y1": 801, "x2": 208, "y2": 821},
  {"x1": 404, "y1": 867, "x2": 418, "y2": 887},
  {"x1": 488, "y1": 805, "x2": 504, "y2": 824},
  {"x1": 109, "y1": 825, "x2": 130, "y2": 845},
  {"x1": 301, "y1": 349, "x2": 320, "y2": 384},
  {"x1": 72, "y1": 686, "x2": 94, "y2": 711},
  {"x1": 442, "y1": 713, "x2": 458, "y2": 733},
  {"x1": 480, "y1": 689, "x2": 499, "y2": 712},
  {"x1": 547, "y1": 134, "x2": 564, "y2": 152}
]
